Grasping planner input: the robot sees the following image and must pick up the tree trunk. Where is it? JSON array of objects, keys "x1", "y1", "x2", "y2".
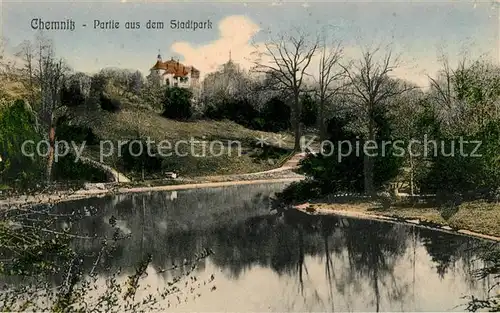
[
  {"x1": 46, "y1": 121, "x2": 56, "y2": 184},
  {"x1": 318, "y1": 98, "x2": 327, "y2": 141},
  {"x1": 409, "y1": 153, "x2": 414, "y2": 196},
  {"x1": 292, "y1": 93, "x2": 302, "y2": 151},
  {"x1": 363, "y1": 153, "x2": 374, "y2": 195},
  {"x1": 364, "y1": 114, "x2": 375, "y2": 196},
  {"x1": 293, "y1": 117, "x2": 301, "y2": 151},
  {"x1": 117, "y1": 160, "x2": 120, "y2": 183}
]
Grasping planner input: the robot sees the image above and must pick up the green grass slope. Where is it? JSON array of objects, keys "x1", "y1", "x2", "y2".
[{"x1": 73, "y1": 105, "x2": 296, "y2": 179}]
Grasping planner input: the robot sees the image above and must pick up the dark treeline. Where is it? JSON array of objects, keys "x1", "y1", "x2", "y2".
[{"x1": 279, "y1": 53, "x2": 500, "y2": 202}]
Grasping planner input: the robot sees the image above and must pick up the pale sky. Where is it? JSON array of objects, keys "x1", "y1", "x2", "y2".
[{"x1": 1, "y1": 0, "x2": 499, "y2": 87}]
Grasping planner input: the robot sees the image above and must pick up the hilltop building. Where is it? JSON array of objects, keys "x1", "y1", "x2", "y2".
[{"x1": 150, "y1": 53, "x2": 200, "y2": 89}]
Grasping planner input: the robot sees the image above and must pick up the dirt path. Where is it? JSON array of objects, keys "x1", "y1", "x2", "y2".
[{"x1": 193, "y1": 152, "x2": 308, "y2": 181}]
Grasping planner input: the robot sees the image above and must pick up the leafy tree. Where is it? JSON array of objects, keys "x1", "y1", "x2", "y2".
[
  {"x1": 419, "y1": 120, "x2": 500, "y2": 196},
  {"x1": 417, "y1": 59, "x2": 500, "y2": 197},
  {"x1": 428, "y1": 56, "x2": 500, "y2": 135},
  {"x1": 0, "y1": 99, "x2": 43, "y2": 186},
  {"x1": 89, "y1": 73, "x2": 107, "y2": 97}
]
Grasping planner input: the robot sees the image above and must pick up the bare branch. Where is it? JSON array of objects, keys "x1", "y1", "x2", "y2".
[{"x1": 252, "y1": 28, "x2": 319, "y2": 150}]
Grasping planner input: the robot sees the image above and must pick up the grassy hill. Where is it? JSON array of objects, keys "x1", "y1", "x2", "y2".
[
  {"x1": 1, "y1": 75, "x2": 303, "y2": 182},
  {"x1": 72, "y1": 103, "x2": 297, "y2": 179}
]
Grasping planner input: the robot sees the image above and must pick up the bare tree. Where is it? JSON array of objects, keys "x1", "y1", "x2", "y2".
[
  {"x1": 428, "y1": 54, "x2": 500, "y2": 135},
  {"x1": 389, "y1": 83, "x2": 425, "y2": 195},
  {"x1": 316, "y1": 37, "x2": 345, "y2": 141},
  {"x1": 146, "y1": 70, "x2": 161, "y2": 88},
  {"x1": 0, "y1": 38, "x2": 11, "y2": 100},
  {"x1": 0, "y1": 37, "x2": 15, "y2": 82},
  {"x1": 16, "y1": 40, "x2": 38, "y2": 108},
  {"x1": 253, "y1": 28, "x2": 319, "y2": 151},
  {"x1": 202, "y1": 60, "x2": 252, "y2": 104},
  {"x1": 17, "y1": 35, "x2": 71, "y2": 183},
  {"x1": 39, "y1": 43, "x2": 71, "y2": 183},
  {"x1": 427, "y1": 55, "x2": 464, "y2": 134},
  {"x1": 341, "y1": 47, "x2": 415, "y2": 195}
]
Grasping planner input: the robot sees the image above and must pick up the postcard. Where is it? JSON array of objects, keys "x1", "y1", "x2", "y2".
[{"x1": 1, "y1": 1, "x2": 499, "y2": 312}]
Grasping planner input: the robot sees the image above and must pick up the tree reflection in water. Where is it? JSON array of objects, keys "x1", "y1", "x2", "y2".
[{"x1": 3, "y1": 183, "x2": 498, "y2": 311}]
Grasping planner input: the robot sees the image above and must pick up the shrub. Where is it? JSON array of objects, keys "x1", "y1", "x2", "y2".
[
  {"x1": 52, "y1": 153, "x2": 108, "y2": 182},
  {"x1": 162, "y1": 87, "x2": 193, "y2": 120},
  {"x1": 99, "y1": 93, "x2": 122, "y2": 112},
  {"x1": 60, "y1": 81, "x2": 85, "y2": 107},
  {"x1": 259, "y1": 97, "x2": 290, "y2": 132},
  {"x1": 204, "y1": 97, "x2": 259, "y2": 128},
  {"x1": 251, "y1": 141, "x2": 290, "y2": 162},
  {"x1": 119, "y1": 140, "x2": 163, "y2": 173},
  {"x1": 55, "y1": 119, "x2": 99, "y2": 145},
  {"x1": 202, "y1": 96, "x2": 291, "y2": 132}
]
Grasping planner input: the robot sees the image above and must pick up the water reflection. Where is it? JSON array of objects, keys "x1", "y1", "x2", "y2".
[{"x1": 5, "y1": 183, "x2": 500, "y2": 311}]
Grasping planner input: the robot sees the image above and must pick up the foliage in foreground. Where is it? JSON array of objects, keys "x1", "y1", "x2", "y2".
[
  {"x1": 0, "y1": 200, "x2": 216, "y2": 312},
  {"x1": 465, "y1": 243, "x2": 500, "y2": 312}
]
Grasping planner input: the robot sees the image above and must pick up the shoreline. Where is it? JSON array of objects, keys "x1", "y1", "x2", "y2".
[
  {"x1": 0, "y1": 177, "x2": 303, "y2": 208},
  {"x1": 2, "y1": 176, "x2": 499, "y2": 243},
  {"x1": 293, "y1": 204, "x2": 500, "y2": 243},
  {"x1": 5, "y1": 170, "x2": 498, "y2": 244},
  {"x1": 0, "y1": 153, "x2": 307, "y2": 208}
]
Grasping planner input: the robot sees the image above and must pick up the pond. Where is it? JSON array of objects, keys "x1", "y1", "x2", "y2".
[{"x1": 2, "y1": 182, "x2": 499, "y2": 312}]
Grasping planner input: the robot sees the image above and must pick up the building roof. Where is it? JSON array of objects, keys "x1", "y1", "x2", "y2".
[{"x1": 151, "y1": 58, "x2": 200, "y2": 78}]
